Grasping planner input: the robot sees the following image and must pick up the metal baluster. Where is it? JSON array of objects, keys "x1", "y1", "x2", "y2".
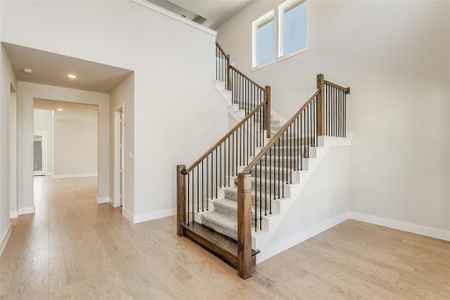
[
  {"x1": 259, "y1": 160, "x2": 262, "y2": 230},
  {"x1": 187, "y1": 173, "x2": 190, "y2": 224},
  {"x1": 269, "y1": 147, "x2": 272, "y2": 213},
  {"x1": 255, "y1": 164, "x2": 258, "y2": 230},
  {"x1": 344, "y1": 91, "x2": 347, "y2": 137},
  {"x1": 201, "y1": 161, "x2": 204, "y2": 211},
  {"x1": 227, "y1": 138, "x2": 230, "y2": 186},
  {"x1": 196, "y1": 166, "x2": 199, "y2": 213}
]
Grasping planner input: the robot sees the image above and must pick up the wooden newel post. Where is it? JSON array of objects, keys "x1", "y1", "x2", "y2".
[
  {"x1": 264, "y1": 85, "x2": 272, "y2": 138},
  {"x1": 177, "y1": 165, "x2": 186, "y2": 236},
  {"x1": 237, "y1": 172, "x2": 254, "y2": 279},
  {"x1": 316, "y1": 74, "x2": 324, "y2": 137},
  {"x1": 226, "y1": 54, "x2": 231, "y2": 91}
]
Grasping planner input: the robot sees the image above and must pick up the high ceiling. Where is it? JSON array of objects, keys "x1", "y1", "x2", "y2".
[
  {"x1": 155, "y1": 0, "x2": 254, "y2": 29},
  {"x1": 3, "y1": 43, "x2": 132, "y2": 93}
]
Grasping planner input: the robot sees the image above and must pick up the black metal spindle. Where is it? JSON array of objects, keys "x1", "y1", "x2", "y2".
[
  {"x1": 344, "y1": 92, "x2": 347, "y2": 137},
  {"x1": 264, "y1": 154, "x2": 267, "y2": 216},
  {"x1": 259, "y1": 160, "x2": 262, "y2": 230},
  {"x1": 255, "y1": 164, "x2": 258, "y2": 230},
  {"x1": 269, "y1": 147, "x2": 272, "y2": 213}
]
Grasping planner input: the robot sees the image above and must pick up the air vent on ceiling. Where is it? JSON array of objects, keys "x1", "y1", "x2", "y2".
[{"x1": 147, "y1": 0, "x2": 207, "y2": 25}]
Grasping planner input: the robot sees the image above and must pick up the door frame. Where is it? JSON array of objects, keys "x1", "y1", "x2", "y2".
[
  {"x1": 113, "y1": 105, "x2": 125, "y2": 208},
  {"x1": 9, "y1": 83, "x2": 18, "y2": 218},
  {"x1": 33, "y1": 131, "x2": 48, "y2": 176}
]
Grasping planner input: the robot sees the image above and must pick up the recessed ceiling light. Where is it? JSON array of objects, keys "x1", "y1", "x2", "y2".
[
  {"x1": 24, "y1": 68, "x2": 32, "y2": 74},
  {"x1": 57, "y1": 108, "x2": 64, "y2": 112},
  {"x1": 67, "y1": 73, "x2": 77, "y2": 79}
]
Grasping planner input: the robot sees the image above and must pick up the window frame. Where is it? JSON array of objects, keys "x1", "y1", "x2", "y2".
[
  {"x1": 252, "y1": 10, "x2": 276, "y2": 69},
  {"x1": 278, "y1": 0, "x2": 309, "y2": 59}
]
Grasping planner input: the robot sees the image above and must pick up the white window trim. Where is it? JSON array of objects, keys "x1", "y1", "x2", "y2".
[
  {"x1": 278, "y1": 0, "x2": 309, "y2": 58},
  {"x1": 252, "y1": 10, "x2": 276, "y2": 68},
  {"x1": 251, "y1": 0, "x2": 308, "y2": 72}
]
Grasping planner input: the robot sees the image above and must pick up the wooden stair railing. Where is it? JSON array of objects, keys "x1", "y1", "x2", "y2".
[
  {"x1": 177, "y1": 101, "x2": 268, "y2": 274},
  {"x1": 235, "y1": 74, "x2": 351, "y2": 278},
  {"x1": 215, "y1": 42, "x2": 271, "y2": 138},
  {"x1": 177, "y1": 42, "x2": 271, "y2": 276}
]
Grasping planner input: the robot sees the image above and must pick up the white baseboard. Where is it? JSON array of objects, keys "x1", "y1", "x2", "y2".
[
  {"x1": 96, "y1": 196, "x2": 111, "y2": 204},
  {"x1": 257, "y1": 210, "x2": 450, "y2": 263},
  {"x1": 121, "y1": 208, "x2": 176, "y2": 224},
  {"x1": 257, "y1": 212, "x2": 351, "y2": 263},
  {"x1": 9, "y1": 211, "x2": 18, "y2": 219},
  {"x1": 52, "y1": 173, "x2": 97, "y2": 179},
  {"x1": 18, "y1": 206, "x2": 35, "y2": 215},
  {"x1": 133, "y1": 208, "x2": 176, "y2": 224},
  {"x1": 10, "y1": 207, "x2": 34, "y2": 218},
  {"x1": 0, "y1": 223, "x2": 12, "y2": 256},
  {"x1": 349, "y1": 211, "x2": 450, "y2": 242},
  {"x1": 122, "y1": 207, "x2": 134, "y2": 223}
]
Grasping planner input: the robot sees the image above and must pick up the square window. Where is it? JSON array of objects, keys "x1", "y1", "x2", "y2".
[
  {"x1": 279, "y1": 0, "x2": 307, "y2": 57},
  {"x1": 252, "y1": 10, "x2": 275, "y2": 67}
]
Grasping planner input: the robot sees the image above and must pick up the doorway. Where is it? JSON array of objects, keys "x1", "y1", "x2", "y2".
[
  {"x1": 114, "y1": 106, "x2": 124, "y2": 208},
  {"x1": 9, "y1": 83, "x2": 18, "y2": 217},
  {"x1": 33, "y1": 132, "x2": 47, "y2": 176}
]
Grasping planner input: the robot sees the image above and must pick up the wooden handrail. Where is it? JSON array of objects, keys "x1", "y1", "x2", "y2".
[
  {"x1": 229, "y1": 65, "x2": 265, "y2": 91},
  {"x1": 215, "y1": 42, "x2": 228, "y2": 59},
  {"x1": 242, "y1": 89, "x2": 319, "y2": 173},
  {"x1": 183, "y1": 101, "x2": 267, "y2": 174},
  {"x1": 324, "y1": 80, "x2": 350, "y2": 94}
]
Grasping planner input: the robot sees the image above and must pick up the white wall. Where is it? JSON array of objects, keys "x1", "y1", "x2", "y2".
[
  {"x1": 53, "y1": 119, "x2": 97, "y2": 177},
  {"x1": 260, "y1": 143, "x2": 350, "y2": 261},
  {"x1": 17, "y1": 82, "x2": 109, "y2": 211},
  {"x1": 0, "y1": 45, "x2": 17, "y2": 250},
  {"x1": 0, "y1": 0, "x2": 228, "y2": 220},
  {"x1": 110, "y1": 74, "x2": 134, "y2": 212},
  {"x1": 33, "y1": 107, "x2": 98, "y2": 178},
  {"x1": 218, "y1": 1, "x2": 450, "y2": 231},
  {"x1": 33, "y1": 109, "x2": 53, "y2": 174}
]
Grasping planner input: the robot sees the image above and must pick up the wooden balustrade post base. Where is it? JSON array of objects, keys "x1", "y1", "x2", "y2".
[
  {"x1": 237, "y1": 172, "x2": 254, "y2": 279},
  {"x1": 264, "y1": 85, "x2": 271, "y2": 138},
  {"x1": 177, "y1": 165, "x2": 186, "y2": 236},
  {"x1": 316, "y1": 74, "x2": 324, "y2": 137}
]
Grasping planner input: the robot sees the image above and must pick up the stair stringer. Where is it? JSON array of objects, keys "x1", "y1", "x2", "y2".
[{"x1": 252, "y1": 135, "x2": 352, "y2": 261}]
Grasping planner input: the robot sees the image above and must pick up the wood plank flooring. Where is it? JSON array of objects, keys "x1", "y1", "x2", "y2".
[{"x1": 1, "y1": 176, "x2": 450, "y2": 299}]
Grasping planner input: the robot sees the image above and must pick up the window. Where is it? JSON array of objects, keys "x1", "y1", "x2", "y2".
[
  {"x1": 252, "y1": 10, "x2": 275, "y2": 67},
  {"x1": 279, "y1": 0, "x2": 307, "y2": 57}
]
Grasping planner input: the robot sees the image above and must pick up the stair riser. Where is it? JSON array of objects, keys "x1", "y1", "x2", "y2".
[
  {"x1": 202, "y1": 217, "x2": 238, "y2": 241},
  {"x1": 213, "y1": 201, "x2": 280, "y2": 220},
  {"x1": 213, "y1": 204, "x2": 237, "y2": 220},
  {"x1": 201, "y1": 213, "x2": 270, "y2": 239},
  {"x1": 224, "y1": 187, "x2": 292, "y2": 202},
  {"x1": 279, "y1": 140, "x2": 324, "y2": 148},
  {"x1": 252, "y1": 171, "x2": 301, "y2": 184},
  {"x1": 269, "y1": 147, "x2": 317, "y2": 157},
  {"x1": 251, "y1": 177, "x2": 300, "y2": 189},
  {"x1": 257, "y1": 158, "x2": 310, "y2": 171}
]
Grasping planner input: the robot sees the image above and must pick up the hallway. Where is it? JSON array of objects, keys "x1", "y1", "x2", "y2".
[
  {"x1": 2, "y1": 177, "x2": 450, "y2": 299},
  {"x1": 0, "y1": 177, "x2": 250, "y2": 299}
]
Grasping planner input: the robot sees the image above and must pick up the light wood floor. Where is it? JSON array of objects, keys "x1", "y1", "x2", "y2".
[{"x1": 1, "y1": 177, "x2": 450, "y2": 299}]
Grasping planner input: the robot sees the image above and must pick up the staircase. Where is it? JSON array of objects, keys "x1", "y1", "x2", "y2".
[{"x1": 177, "y1": 42, "x2": 350, "y2": 279}]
